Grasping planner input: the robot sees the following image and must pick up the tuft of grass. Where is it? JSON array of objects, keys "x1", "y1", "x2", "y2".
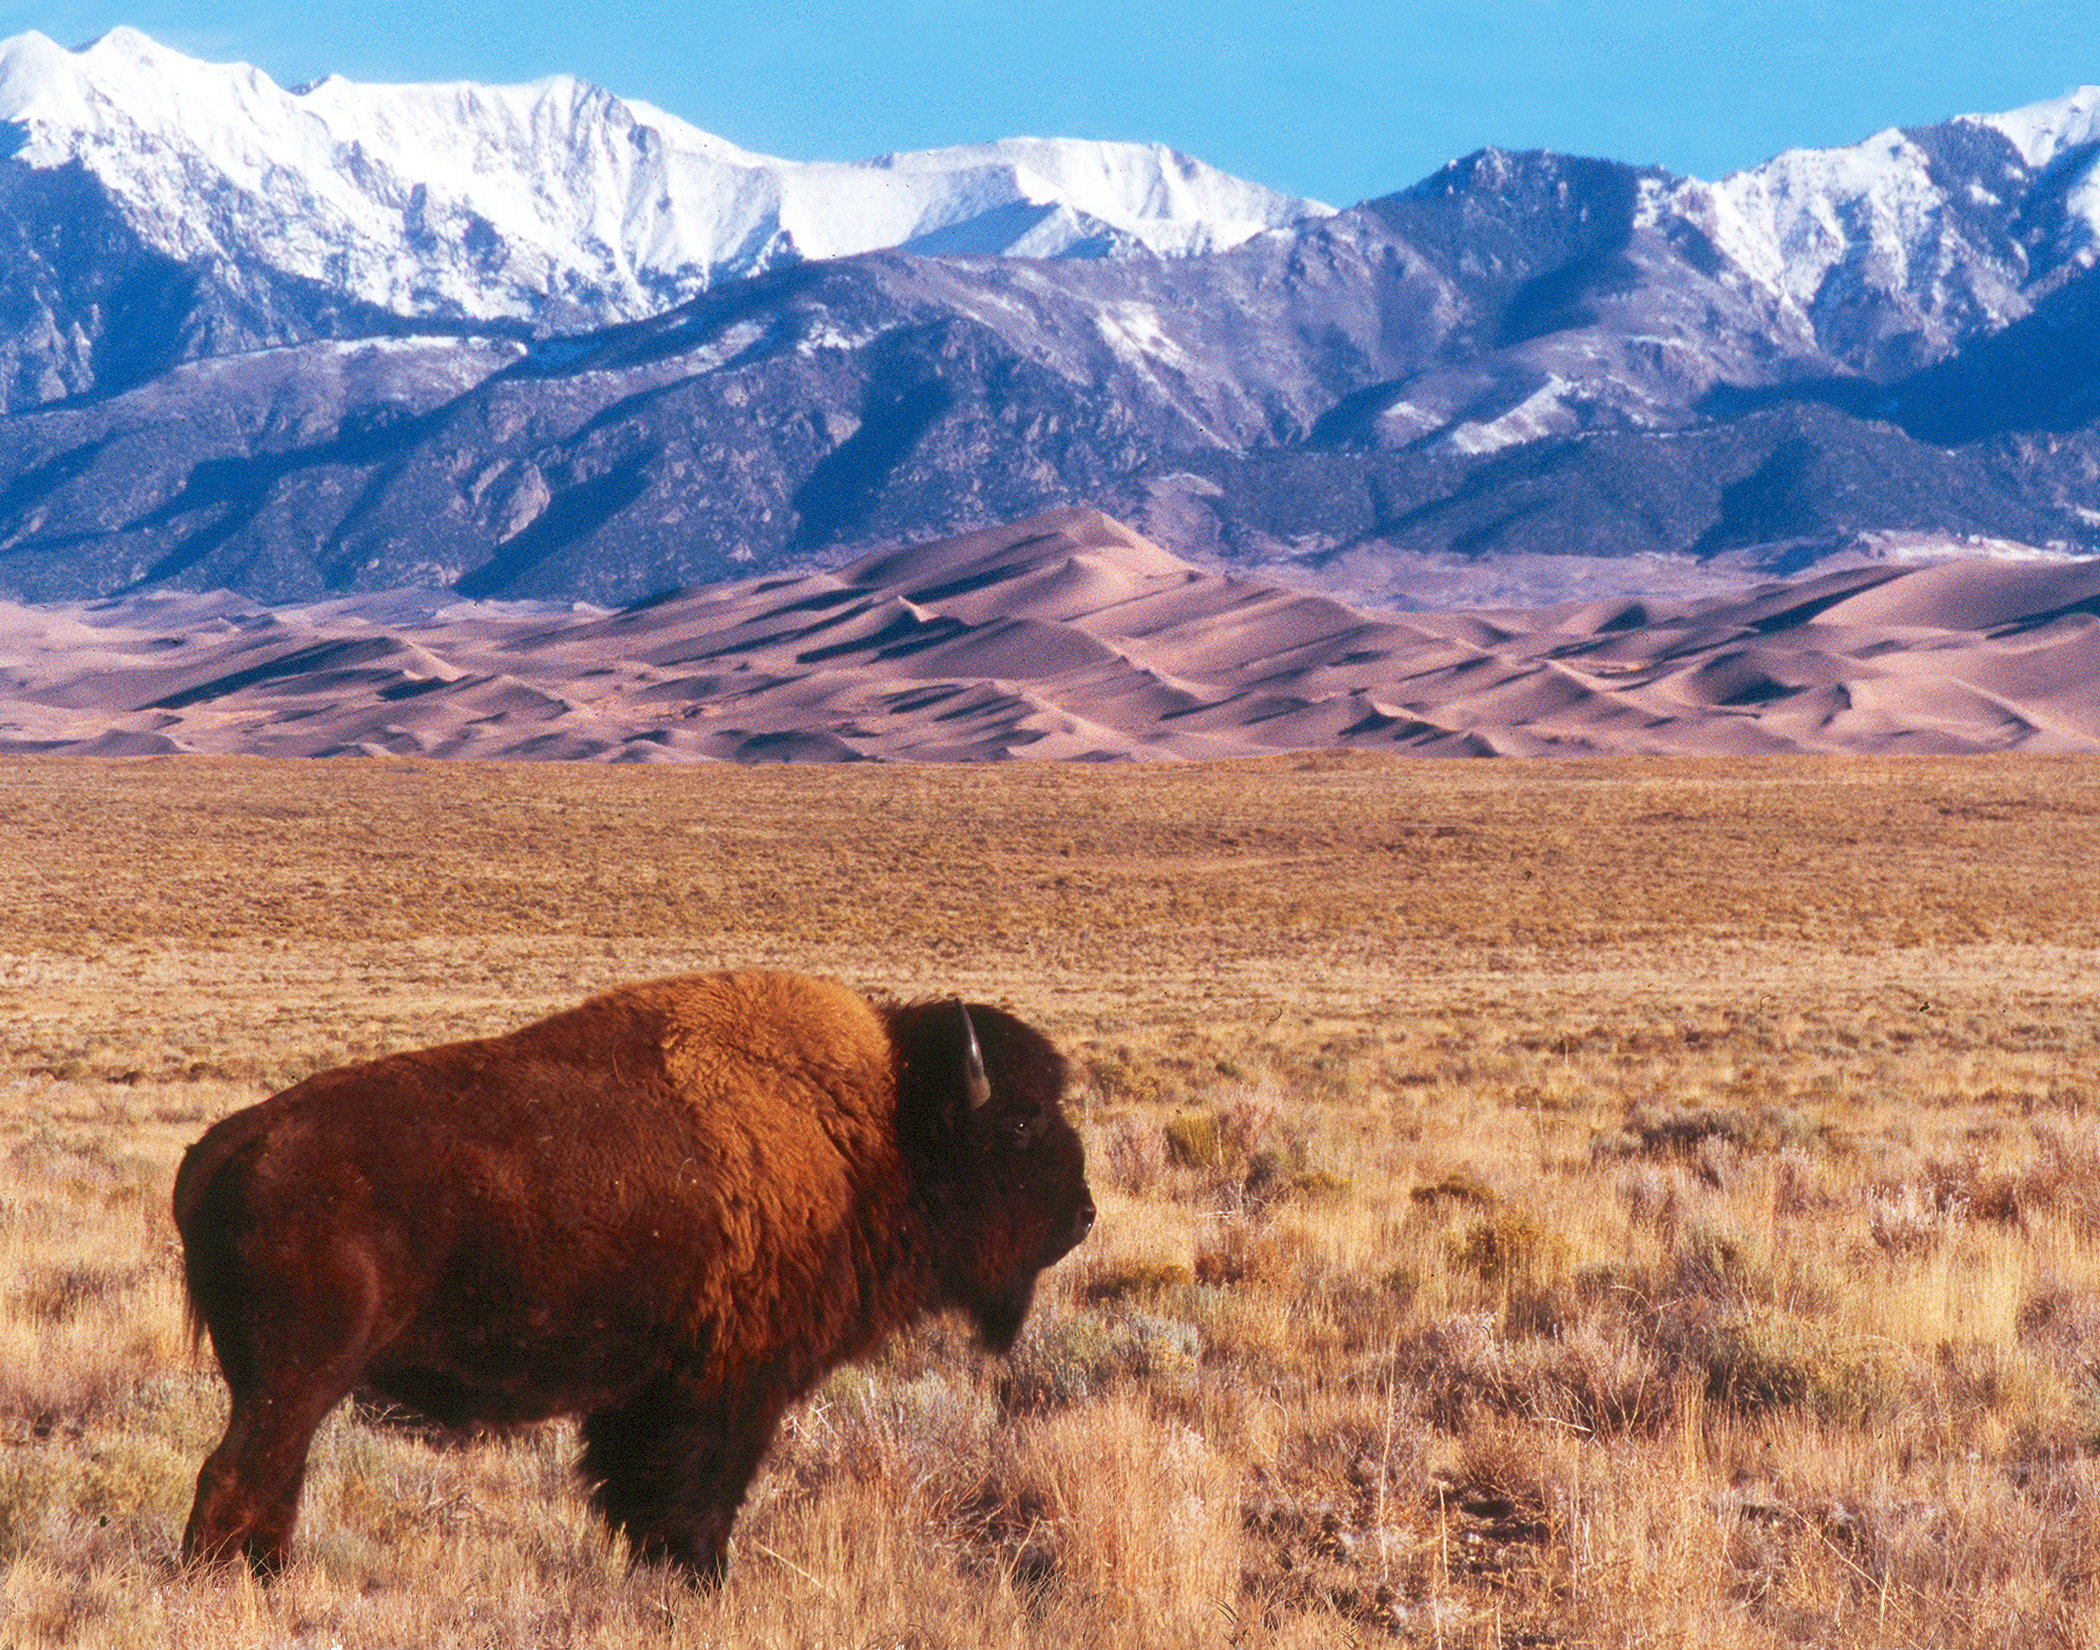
[{"x1": 1161, "y1": 1108, "x2": 1224, "y2": 1170}]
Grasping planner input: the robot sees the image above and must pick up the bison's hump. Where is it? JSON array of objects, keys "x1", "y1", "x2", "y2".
[
  {"x1": 657, "y1": 971, "x2": 891, "y2": 1104},
  {"x1": 504, "y1": 969, "x2": 896, "y2": 1126}
]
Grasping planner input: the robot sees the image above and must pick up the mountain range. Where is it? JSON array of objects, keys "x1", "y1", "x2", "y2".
[{"x1": 3, "y1": 30, "x2": 2100, "y2": 611}]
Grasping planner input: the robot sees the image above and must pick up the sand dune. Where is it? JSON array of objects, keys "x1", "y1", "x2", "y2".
[{"x1": 6, "y1": 507, "x2": 2100, "y2": 761}]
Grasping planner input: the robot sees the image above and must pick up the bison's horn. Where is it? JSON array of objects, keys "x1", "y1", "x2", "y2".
[{"x1": 958, "y1": 1001, "x2": 992, "y2": 1111}]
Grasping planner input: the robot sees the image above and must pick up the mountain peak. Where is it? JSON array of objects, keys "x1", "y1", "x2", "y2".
[
  {"x1": 78, "y1": 24, "x2": 181, "y2": 60},
  {"x1": 1968, "y1": 85, "x2": 2100, "y2": 169}
]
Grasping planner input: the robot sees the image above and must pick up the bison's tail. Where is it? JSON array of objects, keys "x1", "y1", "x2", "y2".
[{"x1": 171, "y1": 1107, "x2": 271, "y2": 1379}]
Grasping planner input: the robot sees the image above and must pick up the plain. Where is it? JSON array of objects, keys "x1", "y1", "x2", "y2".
[{"x1": 3, "y1": 751, "x2": 2100, "y2": 1647}]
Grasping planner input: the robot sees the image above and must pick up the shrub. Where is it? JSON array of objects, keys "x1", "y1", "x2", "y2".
[
  {"x1": 1446, "y1": 1206, "x2": 1567, "y2": 1288},
  {"x1": 1095, "y1": 1111, "x2": 1168, "y2": 1191},
  {"x1": 1409, "y1": 1170, "x2": 1499, "y2": 1209},
  {"x1": 1193, "y1": 1219, "x2": 1310, "y2": 1288},
  {"x1": 998, "y1": 1306, "x2": 1199, "y2": 1414},
  {"x1": 1593, "y1": 1103, "x2": 1817, "y2": 1162},
  {"x1": 1863, "y1": 1181, "x2": 1967, "y2": 1254},
  {"x1": 1082, "y1": 1261, "x2": 1195, "y2": 1305},
  {"x1": 1655, "y1": 1302, "x2": 1893, "y2": 1423}
]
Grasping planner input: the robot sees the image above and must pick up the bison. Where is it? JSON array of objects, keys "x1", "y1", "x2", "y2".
[{"x1": 173, "y1": 969, "x2": 1093, "y2": 1582}]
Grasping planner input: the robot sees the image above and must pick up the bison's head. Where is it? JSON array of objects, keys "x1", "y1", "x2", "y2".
[{"x1": 888, "y1": 999, "x2": 1094, "y2": 1354}]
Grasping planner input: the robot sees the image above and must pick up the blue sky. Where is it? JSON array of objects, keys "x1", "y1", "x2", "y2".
[{"x1": 3, "y1": 0, "x2": 2091, "y2": 205}]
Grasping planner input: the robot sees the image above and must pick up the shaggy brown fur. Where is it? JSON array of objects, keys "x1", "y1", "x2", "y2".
[{"x1": 172, "y1": 970, "x2": 1092, "y2": 1582}]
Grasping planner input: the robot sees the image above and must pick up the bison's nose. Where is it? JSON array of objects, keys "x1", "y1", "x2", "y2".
[{"x1": 1045, "y1": 1196, "x2": 1095, "y2": 1262}]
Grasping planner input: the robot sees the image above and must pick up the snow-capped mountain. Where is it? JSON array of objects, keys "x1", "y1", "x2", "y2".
[
  {"x1": 1286, "y1": 88, "x2": 2100, "y2": 465},
  {"x1": 3, "y1": 34, "x2": 2100, "y2": 611},
  {"x1": 1656, "y1": 87, "x2": 2100, "y2": 374},
  {"x1": 0, "y1": 27, "x2": 1328, "y2": 329}
]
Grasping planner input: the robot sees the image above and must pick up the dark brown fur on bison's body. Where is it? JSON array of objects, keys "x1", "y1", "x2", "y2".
[{"x1": 172, "y1": 970, "x2": 1093, "y2": 1583}]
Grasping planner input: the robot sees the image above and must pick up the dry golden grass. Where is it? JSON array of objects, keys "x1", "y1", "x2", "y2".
[{"x1": 5, "y1": 751, "x2": 2100, "y2": 1647}]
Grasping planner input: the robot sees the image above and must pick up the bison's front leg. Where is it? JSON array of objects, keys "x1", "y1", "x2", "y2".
[{"x1": 580, "y1": 1374, "x2": 790, "y2": 1586}]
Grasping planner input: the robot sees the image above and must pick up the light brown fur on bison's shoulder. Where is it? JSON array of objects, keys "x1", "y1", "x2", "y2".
[{"x1": 173, "y1": 970, "x2": 1092, "y2": 1583}]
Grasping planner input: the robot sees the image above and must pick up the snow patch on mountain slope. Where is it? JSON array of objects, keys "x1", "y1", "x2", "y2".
[
  {"x1": 1436, "y1": 375, "x2": 1580, "y2": 455},
  {"x1": 0, "y1": 27, "x2": 1331, "y2": 326}
]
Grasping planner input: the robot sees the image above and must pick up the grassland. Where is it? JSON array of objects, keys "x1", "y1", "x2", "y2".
[{"x1": 4, "y1": 750, "x2": 2100, "y2": 1647}]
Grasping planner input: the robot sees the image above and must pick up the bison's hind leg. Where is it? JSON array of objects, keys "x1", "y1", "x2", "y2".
[
  {"x1": 579, "y1": 1377, "x2": 790, "y2": 1587},
  {"x1": 185, "y1": 1377, "x2": 353, "y2": 1576},
  {"x1": 182, "y1": 1254, "x2": 389, "y2": 1577}
]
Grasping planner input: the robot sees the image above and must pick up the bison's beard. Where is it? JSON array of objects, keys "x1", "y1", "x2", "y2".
[{"x1": 971, "y1": 1275, "x2": 1040, "y2": 1356}]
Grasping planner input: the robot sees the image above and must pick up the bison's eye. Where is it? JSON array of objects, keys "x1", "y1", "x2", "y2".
[{"x1": 1003, "y1": 1113, "x2": 1037, "y2": 1146}]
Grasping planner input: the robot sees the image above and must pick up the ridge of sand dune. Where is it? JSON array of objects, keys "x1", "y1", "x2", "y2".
[
  {"x1": 1807, "y1": 560, "x2": 2100, "y2": 634},
  {"x1": 843, "y1": 508, "x2": 1193, "y2": 591},
  {"x1": 6, "y1": 511, "x2": 2100, "y2": 762}
]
